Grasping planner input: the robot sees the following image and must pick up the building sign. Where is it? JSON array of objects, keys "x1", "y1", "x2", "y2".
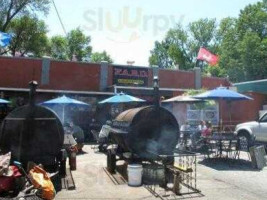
[{"x1": 113, "y1": 66, "x2": 148, "y2": 86}]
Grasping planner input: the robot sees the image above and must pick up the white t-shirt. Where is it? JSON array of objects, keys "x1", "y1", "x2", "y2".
[
  {"x1": 198, "y1": 124, "x2": 207, "y2": 131},
  {"x1": 99, "y1": 125, "x2": 111, "y2": 138},
  {"x1": 180, "y1": 124, "x2": 190, "y2": 132}
]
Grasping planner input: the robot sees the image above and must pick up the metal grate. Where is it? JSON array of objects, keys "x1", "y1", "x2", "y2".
[{"x1": 143, "y1": 150, "x2": 201, "y2": 198}]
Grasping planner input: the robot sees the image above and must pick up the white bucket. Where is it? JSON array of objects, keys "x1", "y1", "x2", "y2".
[{"x1": 127, "y1": 164, "x2": 143, "y2": 187}]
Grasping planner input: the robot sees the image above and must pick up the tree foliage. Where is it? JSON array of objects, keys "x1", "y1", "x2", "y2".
[
  {"x1": 149, "y1": 19, "x2": 218, "y2": 70},
  {"x1": 0, "y1": 0, "x2": 50, "y2": 32},
  {"x1": 66, "y1": 28, "x2": 92, "y2": 61},
  {"x1": 0, "y1": 1, "x2": 102, "y2": 62},
  {"x1": 149, "y1": 0, "x2": 267, "y2": 82},
  {"x1": 49, "y1": 36, "x2": 68, "y2": 60},
  {"x1": 219, "y1": 1, "x2": 267, "y2": 82},
  {"x1": 47, "y1": 28, "x2": 93, "y2": 61},
  {"x1": 91, "y1": 51, "x2": 113, "y2": 63},
  {"x1": 8, "y1": 15, "x2": 49, "y2": 57}
]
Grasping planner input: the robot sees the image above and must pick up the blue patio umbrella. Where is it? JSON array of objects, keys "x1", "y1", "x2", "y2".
[
  {"x1": 99, "y1": 92, "x2": 146, "y2": 104},
  {"x1": 41, "y1": 95, "x2": 89, "y2": 123},
  {"x1": 0, "y1": 98, "x2": 10, "y2": 104},
  {"x1": 193, "y1": 87, "x2": 253, "y2": 125},
  {"x1": 193, "y1": 87, "x2": 253, "y2": 101}
]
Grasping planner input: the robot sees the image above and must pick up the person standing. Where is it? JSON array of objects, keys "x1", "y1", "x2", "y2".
[
  {"x1": 179, "y1": 121, "x2": 191, "y2": 149},
  {"x1": 98, "y1": 120, "x2": 112, "y2": 152},
  {"x1": 191, "y1": 120, "x2": 207, "y2": 149},
  {"x1": 69, "y1": 122, "x2": 85, "y2": 153}
]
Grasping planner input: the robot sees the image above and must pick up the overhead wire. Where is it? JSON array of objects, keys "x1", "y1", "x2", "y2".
[{"x1": 51, "y1": 0, "x2": 67, "y2": 36}]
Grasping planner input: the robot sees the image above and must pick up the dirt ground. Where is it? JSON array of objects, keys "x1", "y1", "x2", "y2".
[{"x1": 55, "y1": 145, "x2": 267, "y2": 200}]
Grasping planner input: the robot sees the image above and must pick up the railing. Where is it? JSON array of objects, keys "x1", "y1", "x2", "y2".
[{"x1": 143, "y1": 150, "x2": 201, "y2": 198}]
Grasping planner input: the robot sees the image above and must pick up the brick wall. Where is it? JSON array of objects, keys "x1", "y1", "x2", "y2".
[
  {"x1": 202, "y1": 76, "x2": 231, "y2": 89},
  {"x1": 0, "y1": 57, "x2": 42, "y2": 88},
  {"x1": 46, "y1": 60, "x2": 100, "y2": 91},
  {"x1": 0, "y1": 56, "x2": 264, "y2": 123},
  {"x1": 159, "y1": 69, "x2": 195, "y2": 89},
  {"x1": 0, "y1": 57, "x2": 100, "y2": 91},
  {"x1": 227, "y1": 92, "x2": 266, "y2": 123}
]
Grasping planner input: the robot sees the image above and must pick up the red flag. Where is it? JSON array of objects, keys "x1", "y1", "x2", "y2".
[{"x1": 197, "y1": 47, "x2": 219, "y2": 66}]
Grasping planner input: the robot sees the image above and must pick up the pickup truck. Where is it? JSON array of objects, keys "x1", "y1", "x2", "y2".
[{"x1": 234, "y1": 112, "x2": 267, "y2": 150}]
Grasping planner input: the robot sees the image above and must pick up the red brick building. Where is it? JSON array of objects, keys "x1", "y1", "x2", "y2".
[
  {"x1": 0, "y1": 56, "x2": 229, "y2": 96},
  {"x1": 0, "y1": 56, "x2": 262, "y2": 126}
]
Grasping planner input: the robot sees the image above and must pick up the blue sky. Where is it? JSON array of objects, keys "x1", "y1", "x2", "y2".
[{"x1": 42, "y1": 0, "x2": 260, "y2": 66}]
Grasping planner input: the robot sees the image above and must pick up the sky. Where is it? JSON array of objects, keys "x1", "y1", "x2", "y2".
[{"x1": 42, "y1": 0, "x2": 260, "y2": 66}]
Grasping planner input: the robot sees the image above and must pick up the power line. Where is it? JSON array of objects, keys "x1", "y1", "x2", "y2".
[{"x1": 52, "y1": 0, "x2": 67, "y2": 36}]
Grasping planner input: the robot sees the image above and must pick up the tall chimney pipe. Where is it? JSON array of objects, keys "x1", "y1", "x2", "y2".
[
  {"x1": 28, "y1": 81, "x2": 38, "y2": 106},
  {"x1": 153, "y1": 76, "x2": 160, "y2": 108}
]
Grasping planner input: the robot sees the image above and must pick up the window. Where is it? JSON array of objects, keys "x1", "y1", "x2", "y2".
[{"x1": 260, "y1": 114, "x2": 267, "y2": 123}]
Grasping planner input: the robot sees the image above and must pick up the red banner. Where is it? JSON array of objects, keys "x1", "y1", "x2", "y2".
[{"x1": 197, "y1": 47, "x2": 219, "y2": 66}]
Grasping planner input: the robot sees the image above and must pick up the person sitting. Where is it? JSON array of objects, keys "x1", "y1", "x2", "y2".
[
  {"x1": 69, "y1": 122, "x2": 85, "y2": 153},
  {"x1": 198, "y1": 120, "x2": 207, "y2": 132},
  {"x1": 190, "y1": 120, "x2": 207, "y2": 149},
  {"x1": 201, "y1": 121, "x2": 213, "y2": 138},
  {"x1": 180, "y1": 121, "x2": 190, "y2": 132},
  {"x1": 98, "y1": 120, "x2": 112, "y2": 152}
]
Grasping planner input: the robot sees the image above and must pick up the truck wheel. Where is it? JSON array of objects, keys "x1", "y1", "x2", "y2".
[{"x1": 238, "y1": 131, "x2": 253, "y2": 151}]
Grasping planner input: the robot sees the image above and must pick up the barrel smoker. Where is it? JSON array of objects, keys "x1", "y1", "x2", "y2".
[
  {"x1": 0, "y1": 81, "x2": 65, "y2": 173},
  {"x1": 106, "y1": 77, "x2": 200, "y2": 196}
]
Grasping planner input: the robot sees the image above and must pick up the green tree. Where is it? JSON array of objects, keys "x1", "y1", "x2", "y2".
[
  {"x1": 0, "y1": 0, "x2": 50, "y2": 32},
  {"x1": 218, "y1": 1, "x2": 267, "y2": 82},
  {"x1": 90, "y1": 51, "x2": 113, "y2": 63},
  {"x1": 149, "y1": 18, "x2": 218, "y2": 70},
  {"x1": 66, "y1": 28, "x2": 92, "y2": 61},
  {"x1": 189, "y1": 18, "x2": 217, "y2": 52},
  {"x1": 149, "y1": 40, "x2": 173, "y2": 68},
  {"x1": 150, "y1": 1, "x2": 267, "y2": 82},
  {"x1": 49, "y1": 35, "x2": 68, "y2": 60},
  {"x1": 8, "y1": 15, "x2": 49, "y2": 57}
]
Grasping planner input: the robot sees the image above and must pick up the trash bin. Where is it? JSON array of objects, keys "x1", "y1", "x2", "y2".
[{"x1": 127, "y1": 164, "x2": 143, "y2": 186}]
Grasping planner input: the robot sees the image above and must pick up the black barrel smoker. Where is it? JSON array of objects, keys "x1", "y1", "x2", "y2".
[
  {"x1": 110, "y1": 106, "x2": 179, "y2": 157},
  {"x1": 106, "y1": 78, "x2": 200, "y2": 196},
  {"x1": 106, "y1": 76, "x2": 179, "y2": 172},
  {"x1": 0, "y1": 81, "x2": 64, "y2": 171},
  {"x1": 107, "y1": 106, "x2": 200, "y2": 196},
  {"x1": 107, "y1": 105, "x2": 180, "y2": 172}
]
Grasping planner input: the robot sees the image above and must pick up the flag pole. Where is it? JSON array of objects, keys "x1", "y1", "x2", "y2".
[{"x1": 196, "y1": 59, "x2": 203, "y2": 72}]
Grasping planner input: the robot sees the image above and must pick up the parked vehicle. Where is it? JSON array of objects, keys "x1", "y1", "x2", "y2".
[{"x1": 234, "y1": 112, "x2": 267, "y2": 150}]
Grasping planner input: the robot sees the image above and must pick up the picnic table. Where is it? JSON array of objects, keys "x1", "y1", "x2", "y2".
[
  {"x1": 178, "y1": 129, "x2": 243, "y2": 161},
  {"x1": 206, "y1": 132, "x2": 240, "y2": 159}
]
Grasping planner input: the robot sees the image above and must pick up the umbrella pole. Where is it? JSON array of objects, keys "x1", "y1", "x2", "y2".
[
  {"x1": 63, "y1": 105, "x2": 65, "y2": 124},
  {"x1": 220, "y1": 100, "x2": 222, "y2": 132},
  {"x1": 229, "y1": 102, "x2": 232, "y2": 125}
]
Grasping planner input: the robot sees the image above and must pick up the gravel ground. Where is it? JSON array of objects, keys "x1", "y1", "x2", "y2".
[{"x1": 55, "y1": 145, "x2": 267, "y2": 200}]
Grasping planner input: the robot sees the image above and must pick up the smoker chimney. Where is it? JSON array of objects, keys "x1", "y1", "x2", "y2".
[
  {"x1": 29, "y1": 81, "x2": 38, "y2": 106},
  {"x1": 153, "y1": 76, "x2": 160, "y2": 108}
]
